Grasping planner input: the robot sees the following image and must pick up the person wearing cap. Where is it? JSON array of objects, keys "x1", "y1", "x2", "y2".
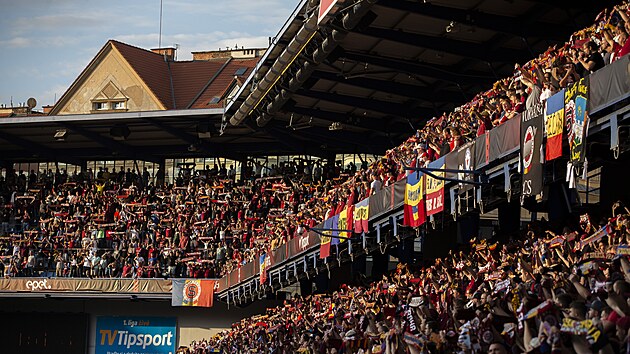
[{"x1": 588, "y1": 299, "x2": 607, "y2": 323}]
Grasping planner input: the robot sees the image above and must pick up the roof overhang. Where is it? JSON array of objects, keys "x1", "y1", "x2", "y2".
[{"x1": 225, "y1": 0, "x2": 617, "y2": 147}]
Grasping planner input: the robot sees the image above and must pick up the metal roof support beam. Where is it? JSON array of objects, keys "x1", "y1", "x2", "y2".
[
  {"x1": 310, "y1": 70, "x2": 462, "y2": 103},
  {"x1": 295, "y1": 129, "x2": 390, "y2": 155},
  {"x1": 0, "y1": 143, "x2": 301, "y2": 160},
  {"x1": 341, "y1": 51, "x2": 495, "y2": 86},
  {"x1": 142, "y1": 118, "x2": 241, "y2": 160},
  {"x1": 58, "y1": 122, "x2": 161, "y2": 164},
  {"x1": 0, "y1": 130, "x2": 82, "y2": 166},
  {"x1": 264, "y1": 125, "x2": 329, "y2": 158},
  {"x1": 354, "y1": 26, "x2": 527, "y2": 64},
  {"x1": 294, "y1": 89, "x2": 435, "y2": 118},
  {"x1": 287, "y1": 106, "x2": 409, "y2": 136},
  {"x1": 378, "y1": 1, "x2": 572, "y2": 42},
  {"x1": 523, "y1": 0, "x2": 616, "y2": 9}
]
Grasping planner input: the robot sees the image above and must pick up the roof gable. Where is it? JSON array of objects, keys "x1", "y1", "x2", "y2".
[
  {"x1": 50, "y1": 41, "x2": 165, "y2": 115},
  {"x1": 50, "y1": 39, "x2": 260, "y2": 115}
]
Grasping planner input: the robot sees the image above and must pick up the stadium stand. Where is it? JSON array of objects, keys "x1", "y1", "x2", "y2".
[
  {"x1": 175, "y1": 2, "x2": 630, "y2": 353},
  {"x1": 2, "y1": 0, "x2": 630, "y2": 353}
]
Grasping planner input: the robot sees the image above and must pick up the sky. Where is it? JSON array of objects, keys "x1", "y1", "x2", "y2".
[{"x1": 0, "y1": 0, "x2": 299, "y2": 111}]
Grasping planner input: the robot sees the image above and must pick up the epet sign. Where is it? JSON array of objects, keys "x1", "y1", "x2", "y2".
[{"x1": 96, "y1": 317, "x2": 176, "y2": 354}]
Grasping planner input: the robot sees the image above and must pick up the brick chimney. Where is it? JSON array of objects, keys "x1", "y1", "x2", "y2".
[
  {"x1": 42, "y1": 105, "x2": 54, "y2": 114},
  {"x1": 151, "y1": 47, "x2": 176, "y2": 61}
]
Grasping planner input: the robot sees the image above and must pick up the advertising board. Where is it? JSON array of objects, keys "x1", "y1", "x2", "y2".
[{"x1": 96, "y1": 316, "x2": 177, "y2": 354}]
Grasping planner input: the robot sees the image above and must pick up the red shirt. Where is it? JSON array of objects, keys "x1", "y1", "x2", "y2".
[{"x1": 618, "y1": 38, "x2": 630, "y2": 58}]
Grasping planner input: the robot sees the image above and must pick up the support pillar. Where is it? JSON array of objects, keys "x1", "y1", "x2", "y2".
[{"x1": 156, "y1": 158, "x2": 166, "y2": 186}]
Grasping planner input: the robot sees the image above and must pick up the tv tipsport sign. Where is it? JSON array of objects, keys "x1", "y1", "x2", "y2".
[{"x1": 96, "y1": 317, "x2": 177, "y2": 354}]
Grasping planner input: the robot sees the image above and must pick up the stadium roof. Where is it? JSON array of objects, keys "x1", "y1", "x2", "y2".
[
  {"x1": 225, "y1": 0, "x2": 618, "y2": 144},
  {"x1": 0, "y1": 108, "x2": 351, "y2": 164},
  {"x1": 0, "y1": 0, "x2": 619, "y2": 165}
]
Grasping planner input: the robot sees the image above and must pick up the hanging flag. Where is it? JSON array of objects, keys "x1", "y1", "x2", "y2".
[
  {"x1": 319, "y1": 218, "x2": 332, "y2": 259},
  {"x1": 425, "y1": 158, "x2": 445, "y2": 216},
  {"x1": 259, "y1": 254, "x2": 268, "y2": 284},
  {"x1": 564, "y1": 77, "x2": 589, "y2": 163},
  {"x1": 172, "y1": 279, "x2": 216, "y2": 308},
  {"x1": 353, "y1": 198, "x2": 369, "y2": 233},
  {"x1": 330, "y1": 214, "x2": 340, "y2": 246},
  {"x1": 338, "y1": 207, "x2": 350, "y2": 243},
  {"x1": 403, "y1": 172, "x2": 426, "y2": 227},
  {"x1": 457, "y1": 141, "x2": 476, "y2": 194},
  {"x1": 545, "y1": 89, "x2": 565, "y2": 161},
  {"x1": 521, "y1": 103, "x2": 544, "y2": 198}
]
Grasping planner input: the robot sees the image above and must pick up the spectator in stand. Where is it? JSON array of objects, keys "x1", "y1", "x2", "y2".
[
  {"x1": 369, "y1": 173, "x2": 382, "y2": 196},
  {"x1": 189, "y1": 202, "x2": 630, "y2": 354}
]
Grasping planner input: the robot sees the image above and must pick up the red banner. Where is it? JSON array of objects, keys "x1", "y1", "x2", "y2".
[
  {"x1": 318, "y1": 0, "x2": 338, "y2": 24},
  {"x1": 425, "y1": 161, "x2": 445, "y2": 216}
]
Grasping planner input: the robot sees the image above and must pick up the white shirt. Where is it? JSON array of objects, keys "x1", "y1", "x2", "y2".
[{"x1": 370, "y1": 179, "x2": 382, "y2": 193}]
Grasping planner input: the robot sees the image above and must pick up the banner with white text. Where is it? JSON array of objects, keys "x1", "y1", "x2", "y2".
[{"x1": 96, "y1": 316, "x2": 176, "y2": 354}]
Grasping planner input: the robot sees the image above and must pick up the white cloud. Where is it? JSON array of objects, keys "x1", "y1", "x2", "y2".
[
  {"x1": 14, "y1": 14, "x2": 104, "y2": 31},
  {"x1": 1, "y1": 0, "x2": 299, "y2": 109},
  {"x1": 114, "y1": 31, "x2": 270, "y2": 60},
  {"x1": 0, "y1": 35, "x2": 80, "y2": 49},
  {"x1": 0, "y1": 37, "x2": 32, "y2": 48}
]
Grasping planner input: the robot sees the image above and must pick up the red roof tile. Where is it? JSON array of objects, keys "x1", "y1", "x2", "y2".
[
  {"x1": 190, "y1": 58, "x2": 259, "y2": 109},
  {"x1": 169, "y1": 59, "x2": 228, "y2": 109}
]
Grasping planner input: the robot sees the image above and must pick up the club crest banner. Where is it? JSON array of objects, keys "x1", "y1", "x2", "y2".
[
  {"x1": 521, "y1": 104, "x2": 544, "y2": 199},
  {"x1": 457, "y1": 141, "x2": 476, "y2": 194},
  {"x1": 172, "y1": 279, "x2": 216, "y2": 307}
]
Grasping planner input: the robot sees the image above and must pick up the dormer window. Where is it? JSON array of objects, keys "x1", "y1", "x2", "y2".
[
  {"x1": 90, "y1": 81, "x2": 128, "y2": 113},
  {"x1": 93, "y1": 101, "x2": 108, "y2": 111},
  {"x1": 112, "y1": 101, "x2": 126, "y2": 110}
]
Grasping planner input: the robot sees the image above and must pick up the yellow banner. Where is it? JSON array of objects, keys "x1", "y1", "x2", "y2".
[
  {"x1": 404, "y1": 175, "x2": 423, "y2": 207},
  {"x1": 545, "y1": 109, "x2": 564, "y2": 139},
  {"x1": 338, "y1": 208, "x2": 348, "y2": 241},
  {"x1": 426, "y1": 164, "x2": 445, "y2": 194}
]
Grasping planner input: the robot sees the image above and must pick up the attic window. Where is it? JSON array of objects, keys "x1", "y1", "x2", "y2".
[
  {"x1": 93, "y1": 101, "x2": 108, "y2": 111},
  {"x1": 90, "y1": 81, "x2": 128, "y2": 113},
  {"x1": 209, "y1": 96, "x2": 221, "y2": 105},
  {"x1": 234, "y1": 67, "x2": 247, "y2": 76}
]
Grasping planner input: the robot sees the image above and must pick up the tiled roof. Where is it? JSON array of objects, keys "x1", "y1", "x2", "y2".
[
  {"x1": 190, "y1": 58, "x2": 259, "y2": 109},
  {"x1": 111, "y1": 40, "x2": 257, "y2": 110},
  {"x1": 169, "y1": 59, "x2": 228, "y2": 109},
  {"x1": 53, "y1": 40, "x2": 260, "y2": 113}
]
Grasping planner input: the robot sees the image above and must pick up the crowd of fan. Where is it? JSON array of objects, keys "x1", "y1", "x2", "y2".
[
  {"x1": 1, "y1": 2, "x2": 628, "y2": 282},
  {"x1": 176, "y1": 2, "x2": 630, "y2": 354},
  {"x1": 377, "y1": 2, "x2": 630, "y2": 181},
  {"x1": 0, "y1": 158, "x2": 367, "y2": 279},
  {"x1": 187, "y1": 203, "x2": 630, "y2": 354}
]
